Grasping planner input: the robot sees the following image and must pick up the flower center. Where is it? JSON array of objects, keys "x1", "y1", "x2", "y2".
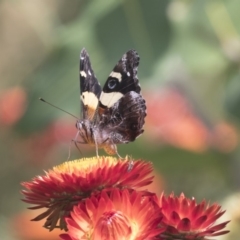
[
  {"x1": 53, "y1": 157, "x2": 118, "y2": 174},
  {"x1": 94, "y1": 211, "x2": 132, "y2": 240}
]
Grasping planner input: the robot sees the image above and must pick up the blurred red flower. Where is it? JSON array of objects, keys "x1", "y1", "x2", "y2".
[{"x1": 24, "y1": 118, "x2": 77, "y2": 163}]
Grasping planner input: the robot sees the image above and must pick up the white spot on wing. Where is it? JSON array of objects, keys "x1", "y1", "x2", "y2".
[
  {"x1": 81, "y1": 91, "x2": 98, "y2": 110},
  {"x1": 109, "y1": 71, "x2": 122, "y2": 82},
  {"x1": 80, "y1": 71, "x2": 87, "y2": 78},
  {"x1": 100, "y1": 92, "x2": 123, "y2": 107},
  {"x1": 88, "y1": 70, "x2": 92, "y2": 76},
  {"x1": 122, "y1": 53, "x2": 127, "y2": 62},
  {"x1": 127, "y1": 72, "x2": 130, "y2": 77}
]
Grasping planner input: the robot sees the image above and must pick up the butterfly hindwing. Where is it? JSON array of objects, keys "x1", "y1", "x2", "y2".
[
  {"x1": 80, "y1": 48, "x2": 101, "y2": 120},
  {"x1": 115, "y1": 91, "x2": 146, "y2": 142},
  {"x1": 100, "y1": 91, "x2": 146, "y2": 143}
]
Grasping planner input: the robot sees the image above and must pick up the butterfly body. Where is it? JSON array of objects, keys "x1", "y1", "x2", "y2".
[
  {"x1": 76, "y1": 119, "x2": 117, "y2": 154},
  {"x1": 76, "y1": 48, "x2": 146, "y2": 156}
]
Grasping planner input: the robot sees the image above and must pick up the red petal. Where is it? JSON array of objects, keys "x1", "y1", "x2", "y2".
[
  {"x1": 191, "y1": 204, "x2": 203, "y2": 219},
  {"x1": 193, "y1": 215, "x2": 207, "y2": 228},
  {"x1": 208, "y1": 221, "x2": 230, "y2": 232},
  {"x1": 210, "y1": 230, "x2": 230, "y2": 236},
  {"x1": 177, "y1": 218, "x2": 191, "y2": 232},
  {"x1": 180, "y1": 197, "x2": 190, "y2": 216},
  {"x1": 59, "y1": 233, "x2": 73, "y2": 240},
  {"x1": 204, "y1": 211, "x2": 225, "y2": 227},
  {"x1": 169, "y1": 211, "x2": 180, "y2": 225}
]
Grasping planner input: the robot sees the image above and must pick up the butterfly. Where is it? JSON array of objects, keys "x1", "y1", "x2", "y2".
[{"x1": 75, "y1": 48, "x2": 146, "y2": 157}]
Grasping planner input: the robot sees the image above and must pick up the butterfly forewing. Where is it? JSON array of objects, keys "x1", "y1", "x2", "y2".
[
  {"x1": 99, "y1": 50, "x2": 141, "y2": 109},
  {"x1": 79, "y1": 48, "x2": 101, "y2": 120}
]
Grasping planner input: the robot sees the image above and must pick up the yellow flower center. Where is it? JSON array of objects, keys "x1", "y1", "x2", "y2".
[{"x1": 53, "y1": 157, "x2": 118, "y2": 175}]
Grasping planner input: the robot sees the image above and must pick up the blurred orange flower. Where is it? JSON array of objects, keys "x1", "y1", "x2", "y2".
[
  {"x1": 12, "y1": 209, "x2": 61, "y2": 240},
  {"x1": 0, "y1": 86, "x2": 27, "y2": 126},
  {"x1": 145, "y1": 88, "x2": 238, "y2": 153}
]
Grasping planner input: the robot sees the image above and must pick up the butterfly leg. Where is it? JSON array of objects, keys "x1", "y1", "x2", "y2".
[
  {"x1": 68, "y1": 131, "x2": 86, "y2": 160},
  {"x1": 92, "y1": 132, "x2": 99, "y2": 158},
  {"x1": 111, "y1": 144, "x2": 123, "y2": 159},
  {"x1": 116, "y1": 150, "x2": 123, "y2": 159}
]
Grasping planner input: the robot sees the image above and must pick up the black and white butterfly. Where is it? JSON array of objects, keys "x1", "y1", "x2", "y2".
[{"x1": 76, "y1": 48, "x2": 146, "y2": 157}]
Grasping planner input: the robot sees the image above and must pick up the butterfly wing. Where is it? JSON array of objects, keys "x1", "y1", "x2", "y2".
[
  {"x1": 99, "y1": 50, "x2": 141, "y2": 110},
  {"x1": 102, "y1": 91, "x2": 146, "y2": 143},
  {"x1": 79, "y1": 48, "x2": 101, "y2": 120},
  {"x1": 98, "y1": 50, "x2": 146, "y2": 147}
]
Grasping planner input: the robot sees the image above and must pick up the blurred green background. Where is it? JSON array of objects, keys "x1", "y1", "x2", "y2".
[{"x1": 1, "y1": 0, "x2": 240, "y2": 239}]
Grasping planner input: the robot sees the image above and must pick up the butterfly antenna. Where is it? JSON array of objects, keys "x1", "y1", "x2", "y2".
[{"x1": 39, "y1": 98, "x2": 79, "y2": 119}]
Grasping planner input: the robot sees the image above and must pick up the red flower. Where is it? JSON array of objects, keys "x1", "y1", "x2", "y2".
[
  {"x1": 60, "y1": 189, "x2": 164, "y2": 240},
  {"x1": 21, "y1": 157, "x2": 153, "y2": 231},
  {"x1": 156, "y1": 193, "x2": 230, "y2": 239}
]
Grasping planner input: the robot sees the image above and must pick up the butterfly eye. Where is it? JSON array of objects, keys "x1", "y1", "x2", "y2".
[{"x1": 108, "y1": 79, "x2": 118, "y2": 89}]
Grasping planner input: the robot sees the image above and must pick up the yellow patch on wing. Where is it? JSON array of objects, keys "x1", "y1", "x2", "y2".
[
  {"x1": 100, "y1": 92, "x2": 123, "y2": 108},
  {"x1": 81, "y1": 91, "x2": 99, "y2": 119}
]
